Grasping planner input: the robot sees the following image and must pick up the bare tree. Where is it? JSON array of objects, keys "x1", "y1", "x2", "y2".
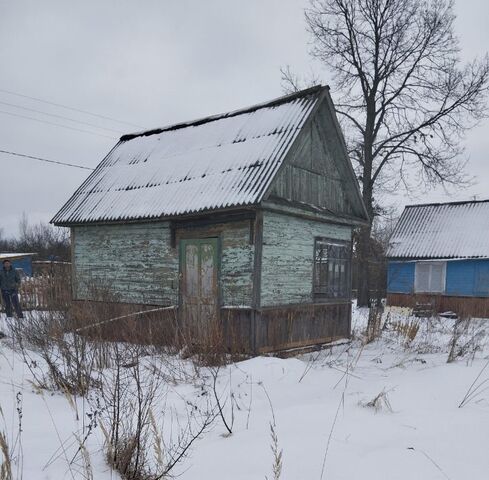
[
  {"x1": 283, "y1": 0, "x2": 489, "y2": 306},
  {"x1": 15, "y1": 213, "x2": 70, "y2": 260}
]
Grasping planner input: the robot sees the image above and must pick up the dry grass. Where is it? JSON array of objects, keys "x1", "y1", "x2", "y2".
[
  {"x1": 361, "y1": 389, "x2": 394, "y2": 413},
  {"x1": 391, "y1": 318, "x2": 420, "y2": 345},
  {"x1": 266, "y1": 422, "x2": 283, "y2": 480},
  {"x1": 0, "y1": 430, "x2": 12, "y2": 480}
]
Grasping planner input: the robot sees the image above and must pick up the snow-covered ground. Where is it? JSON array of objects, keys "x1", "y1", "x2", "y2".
[{"x1": 1, "y1": 306, "x2": 488, "y2": 479}]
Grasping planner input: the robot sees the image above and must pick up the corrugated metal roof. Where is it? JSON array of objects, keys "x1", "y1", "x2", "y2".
[
  {"x1": 52, "y1": 86, "x2": 326, "y2": 225},
  {"x1": 387, "y1": 200, "x2": 489, "y2": 259}
]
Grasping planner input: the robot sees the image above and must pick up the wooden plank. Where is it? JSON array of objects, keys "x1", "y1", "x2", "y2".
[
  {"x1": 71, "y1": 227, "x2": 76, "y2": 300},
  {"x1": 255, "y1": 302, "x2": 351, "y2": 352},
  {"x1": 251, "y1": 210, "x2": 264, "y2": 352},
  {"x1": 387, "y1": 293, "x2": 489, "y2": 318}
]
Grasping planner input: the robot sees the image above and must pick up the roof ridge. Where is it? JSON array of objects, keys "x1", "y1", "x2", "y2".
[
  {"x1": 120, "y1": 85, "x2": 328, "y2": 142},
  {"x1": 404, "y1": 198, "x2": 489, "y2": 209}
]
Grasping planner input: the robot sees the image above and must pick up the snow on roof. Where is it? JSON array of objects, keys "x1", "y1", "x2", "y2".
[
  {"x1": 52, "y1": 86, "x2": 326, "y2": 225},
  {"x1": 387, "y1": 200, "x2": 489, "y2": 259},
  {"x1": 0, "y1": 253, "x2": 35, "y2": 260}
]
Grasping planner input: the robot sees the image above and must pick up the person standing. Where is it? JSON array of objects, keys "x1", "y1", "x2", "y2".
[{"x1": 0, "y1": 259, "x2": 24, "y2": 319}]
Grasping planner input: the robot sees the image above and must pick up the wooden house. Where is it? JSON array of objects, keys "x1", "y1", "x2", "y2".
[
  {"x1": 52, "y1": 86, "x2": 369, "y2": 352},
  {"x1": 386, "y1": 200, "x2": 489, "y2": 318}
]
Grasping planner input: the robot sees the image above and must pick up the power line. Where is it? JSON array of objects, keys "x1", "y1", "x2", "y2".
[
  {"x1": 0, "y1": 149, "x2": 95, "y2": 171},
  {"x1": 0, "y1": 109, "x2": 116, "y2": 139},
  {"x1": 0, "y1": 87, "x2": 144, "y2": 129},
  {"x1": 0, "y1": 100, "x2": 125, "y2": 134}
]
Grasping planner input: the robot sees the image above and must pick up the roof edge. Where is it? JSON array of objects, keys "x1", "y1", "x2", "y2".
[
  {"x1": 120, "y1": 85, "x2": 329, "y2": 142},
  {"x1": 387, "y1": 256, "x2": 489, "y2": 261},
  {"x1": 404, "y1": 198, "x2": 489, "y2": 209}
]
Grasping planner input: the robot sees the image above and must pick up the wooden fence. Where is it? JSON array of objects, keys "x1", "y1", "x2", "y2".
[{"x1": 1, "y1": 263, "x2": 72, "y2": 312}]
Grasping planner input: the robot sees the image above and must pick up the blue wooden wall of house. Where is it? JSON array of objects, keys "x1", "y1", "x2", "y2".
[
  {"x1": 446, "y1": 260, "x2": 489, "y2": 297},
  {"x1": 10, "y1": 256, "x2": 34, "y2": 276},
  {"x1": 387, "y1": 259, "x2": 489, "y2": 297},
  {"x1": 387, "y1": 262, "x2": 415, "y2": 294}
]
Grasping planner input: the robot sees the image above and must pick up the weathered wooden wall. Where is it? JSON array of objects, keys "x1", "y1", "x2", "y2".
[
  {"x1": 255, "y1": 302, "x2": 351, "y2": 352},
  {"x1": 175, "y1": 218, "x2": 255, "y2": 307},
  {"x1": 219, "y1": 302, "x2": 351, "y2": 353},
  {"x1": 73, "y1": 223, "x2": 178, "y2": 305},
  {"x1": 73, "y1": 218, "x2": 255, "y2": 307},
  {"x1": 260, "y1": 211, "x2": 352, "y2": 306},
  {"x1": 268, "y1": 100, "x2": 363, "y2": 220},
  {"x1": 387, "y1": 293, "x2": 489, "y2": 318}
]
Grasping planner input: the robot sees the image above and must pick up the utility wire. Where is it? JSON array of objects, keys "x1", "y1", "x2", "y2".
[
  {"x1": 0, "y1": 100, "x2": 125, "y2": 134},
  {"x1": 0, "y1": 149, "x2": 95, "y2": 171},
  {"x1": 0, "y1": 87, "x2": 144, "y2": 129},
  {"x1": 0, "y1": 109, "x2": 116, "y2": 139}
]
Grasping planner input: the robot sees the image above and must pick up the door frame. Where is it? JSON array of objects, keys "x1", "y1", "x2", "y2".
[{"x1": 178, "y1": 236, "x2": 222, "y2": 319}]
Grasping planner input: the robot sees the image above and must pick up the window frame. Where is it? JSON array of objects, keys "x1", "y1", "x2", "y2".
[
  {"x1": 414, "y1": 261, "x2": 447, "y2": 293},
  {"x1": 312, "y1": 237, "x2": 352, "y2": 301}
]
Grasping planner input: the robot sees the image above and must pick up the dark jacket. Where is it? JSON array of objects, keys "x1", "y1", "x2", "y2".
[{"x1": 0, "y1": 267, "x2": 21, "y2": 291}]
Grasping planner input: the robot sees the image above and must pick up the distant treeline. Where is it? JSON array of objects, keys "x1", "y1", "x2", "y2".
[{"x1": 1, "y1": 213, "x2": 70, "y2": 261}]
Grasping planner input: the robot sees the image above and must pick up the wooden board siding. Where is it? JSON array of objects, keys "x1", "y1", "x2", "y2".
[
  {"x1": 73, "y1": 218, "x2": 255, "y2": 308},
  {"x1": 268, "y1": 99, "x2": 364, "y2": 220},
  {"x1": 255, "y1": 302, "x2": 351, "y2": 353},
  {"x1": 219, "y1": 302, "x2": 351, "y2": 353},
  {"x1": 72, "y1": 300, "x2": 179, "y2": 345},
  {"x1": 73, "y1": 223, "x2": 178, "y2": 305},
  {"x1": 260, "y1": 211, "x2": 352, "y2": 306},
  {"x1": 446, "y1": 259, "x2": 489, "y2": 297},
  {"x1": 387, "y1": 261, "x2": 416, "y2": 294},
  {"x1": 387, "y1": 293, "x2": 489, "y2": 319},
  {"x1": 175, "y1": 219, "x2": 255, "y2": 307}
]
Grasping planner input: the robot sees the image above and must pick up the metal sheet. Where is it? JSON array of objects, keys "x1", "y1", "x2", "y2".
[
  {"x1": 387, "y1": 200, "x2": 489, "y2": 259},
  {"x1": 52, "y1": 87, "x2": 324, "y2": 225}
]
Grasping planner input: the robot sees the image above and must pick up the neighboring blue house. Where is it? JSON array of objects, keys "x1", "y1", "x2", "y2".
[
  {"x1": 386, "y1": 200, "x2": 489, "y2": 318},
  {"x1": 0, "y1": 253, "x2": 36, "y2": 277}
]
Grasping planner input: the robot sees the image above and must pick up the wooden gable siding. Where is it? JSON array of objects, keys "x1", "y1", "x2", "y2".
[
  {"x1": 260, "y1": 211, "x2": 352, "y2": 306},
  {"x1": 267, "y1": 101, "x2": 362, "y2": 220},
  {"x1": 73, "y1": 219, "x2": 255, "y2": 307},
  {"x1": 73, "y1": 223, "x2": 178, "y2": 305}
]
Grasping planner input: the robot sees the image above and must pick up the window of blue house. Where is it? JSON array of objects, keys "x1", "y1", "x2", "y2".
[{"x1": 415, "y1": 261, "x2": 446, "y2": 293}]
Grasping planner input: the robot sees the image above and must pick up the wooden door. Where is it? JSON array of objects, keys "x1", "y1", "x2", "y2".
[{"x1": 180, "y1": 238, "x2": 219, "y2": 340}]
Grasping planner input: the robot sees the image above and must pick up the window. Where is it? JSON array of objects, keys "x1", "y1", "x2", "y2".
[
  {"x1": 415, "y1": 261, "x2": 446, "y2": 293},
  {"x1": 313, "y1": 238, "x2": 351, "y2": 299}
]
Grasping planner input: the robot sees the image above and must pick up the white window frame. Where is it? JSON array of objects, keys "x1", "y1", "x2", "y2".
[{"x1": 414, "y1": 261, "x2": 446, "y2": 293}]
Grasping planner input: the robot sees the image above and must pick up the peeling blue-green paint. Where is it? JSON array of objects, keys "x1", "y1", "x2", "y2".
[
  {"x1": 73, "y1": 220, "x2": 255, "y2": 307},
  {"x1": 260, "y1": 211, "x2": 352, "y2": 306},
  {"x1": 73, "y1": 223, "x2": 178, "y2": 305}
]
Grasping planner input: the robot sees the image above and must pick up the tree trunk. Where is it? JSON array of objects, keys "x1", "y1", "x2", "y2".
[
  {"x1": 357, "y1": 223, "x2": 372, "y2": 307},
  {"x1": 357, "y1": 113, "x2": 375, "y2": 307}
]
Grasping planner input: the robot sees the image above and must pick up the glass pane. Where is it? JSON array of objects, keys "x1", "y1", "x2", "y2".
[
  {"x1": 314, "y1": 239, "x2": 350, "y2": 298},
  {"x1": 415, "y1": 263, "x2": 430, "y2": 292},
  {"x1": 429, "y1": 263, "x2": 445, "y2": 292},
  {"x1": 185, "y1": 244, "x2": 199, "y2": 296}
]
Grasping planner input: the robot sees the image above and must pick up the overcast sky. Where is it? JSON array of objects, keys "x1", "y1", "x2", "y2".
[{"x1": 0, "y1": 0, "x2": 487, "y2": 236}]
